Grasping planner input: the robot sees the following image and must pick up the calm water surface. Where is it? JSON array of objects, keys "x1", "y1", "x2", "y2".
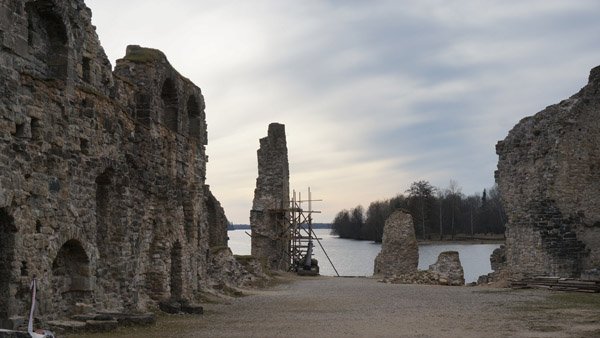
[{"x1": 228, "y1": 229, "x2": 500, "y2": 283}]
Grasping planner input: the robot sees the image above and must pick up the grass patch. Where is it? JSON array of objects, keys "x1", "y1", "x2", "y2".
[
  {"x1": 548, "y1": 292, "x2": 600, "y2": 309},
  {"x1": 123, "y1": 46, "x2": 165, "y2": 63}
]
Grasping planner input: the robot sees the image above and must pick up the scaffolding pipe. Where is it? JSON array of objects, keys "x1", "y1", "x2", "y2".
[{"x1": 311, "y1": 228, "x2": 340, "y2": 277}]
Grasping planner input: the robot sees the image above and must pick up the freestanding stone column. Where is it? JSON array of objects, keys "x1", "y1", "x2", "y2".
[
  {"x1": 374, "y1": 210, "x2": 419, "y2": 277},
  {"x1": 250, "y1": 123, "x2": 290, "y2": 270}
]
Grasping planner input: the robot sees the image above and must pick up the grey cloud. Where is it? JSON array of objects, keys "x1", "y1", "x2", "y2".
[{"x1": 86, "y1": 0, "x2": 600, "y2": 222}]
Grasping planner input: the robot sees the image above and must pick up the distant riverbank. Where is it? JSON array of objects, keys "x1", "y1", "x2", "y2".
[{"x1": 419, "y1": 234, "x2": 505, "y2": 245}]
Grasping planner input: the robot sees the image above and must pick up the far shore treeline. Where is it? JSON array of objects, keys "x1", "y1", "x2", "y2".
[
  {"x1": 331, "y1": 180, "x2": 506, "y2": 242},
  {"x1": 228, "y1": 223, "x2": 332, "y2": 230}
]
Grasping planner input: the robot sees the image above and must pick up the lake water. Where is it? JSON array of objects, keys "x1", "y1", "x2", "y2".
[{"x1": 228, "y1": 229, "x2": 500, "y2": 283}]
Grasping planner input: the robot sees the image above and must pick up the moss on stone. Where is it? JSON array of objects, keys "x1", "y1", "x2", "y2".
[
  {"x1": 233, "y1": 255, "x2": 255, "y2": 265},
  {"x1": 123, "y1": 45, "x2": 166, "y2": 63},
  {"x1": 209, "y1": 246, "x2": 230, "y2": 255}
]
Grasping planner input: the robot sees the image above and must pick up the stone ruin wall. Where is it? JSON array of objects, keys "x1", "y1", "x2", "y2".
[
  {"x1": 0, "y1": 0, "x2": 227, "y2": 325},
  {"x1": 496, "y1": 65, "x2": 600, "y2": 279},
  {"x1": 250, "y1": 123, "x2": 290, "y2": 271},
  {"x1": 204, "y1": 185, "x2": 229, "y2": 248}
]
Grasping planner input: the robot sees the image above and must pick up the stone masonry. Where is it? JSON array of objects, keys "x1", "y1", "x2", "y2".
[
  {"x1": 204, "y1": 184, "x2": 229, "y2": 248},
  {"x1": 374, "y1": 210, "x2": 418, "y2": 277},
  {"x1": 250, "y1": 123, "x2": 290, "y2": 271},
  {"x1": 496, "y1": 65, "x2": 600, "y2": 279},
  {"x1": 0, "y1": 0, "x2": 229, "y2": 327},
  {"x1": 428, "y1": 251, "x2": 465, "y2": 286}
]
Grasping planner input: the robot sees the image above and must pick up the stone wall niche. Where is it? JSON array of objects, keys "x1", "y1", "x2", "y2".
[
  {"x1": 135, "y1": 93, "x2": 152, "y2": 126},
  {"x1": 81, "y1": 56, "x2": 91, "y2": 83},
  {"x1": 25, "y1": 0, "x2": 69, "y2": 81},
  {"x1": 169, "y1": 241, "x2": 183, "y2": 301},
  {"x1": 187, "y1": 95, "x2": 201, "y2": 140},
  {"x1": 95, "y1": 168, "x2": 113, "y2": 260},
  {"x1": 94, "y1": 167, "x2": 126, "y2": 289},
  {"x1": 51, "y1": 239, "x2": 93, "y2": 319},
  {"x1": 182, "y1": 196, "x2": 197, "y2": 243},
  {"x1": 0, "y1": 208, "x2": 17, "y2": 327}
]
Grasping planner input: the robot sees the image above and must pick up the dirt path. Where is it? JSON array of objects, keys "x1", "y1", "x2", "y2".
[{"x1": 75, "y1": 275, "x2": 600, "y2": 338}]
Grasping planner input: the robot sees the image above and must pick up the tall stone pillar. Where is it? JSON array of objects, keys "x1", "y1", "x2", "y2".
[
  {"x1": 374, "y1": 210, "x2": 419, "y2": 277},
  {"x1": 250, "y1": 123, "x2": 290, "y2": 270}
]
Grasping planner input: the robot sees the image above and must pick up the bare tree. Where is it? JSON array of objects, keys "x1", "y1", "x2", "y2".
[
  {"x1": 406, "y1": 180, "x2": 437, "y2": 239},
  {"x1": 445, "y1": 179, "x2": 463, "y2": 240}
]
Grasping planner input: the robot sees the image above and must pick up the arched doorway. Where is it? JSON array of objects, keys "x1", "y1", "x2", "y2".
[
  {"x1": 0, "y1": 208, "x2": 17, "y2": 325},
  {"x1": 51, "y1": 239, "x2": 92, "y2": 318}
]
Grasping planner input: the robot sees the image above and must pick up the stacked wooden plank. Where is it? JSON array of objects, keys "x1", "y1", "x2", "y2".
[{"x1": 510, "y1": 276, "x2": 600, "y2": 293}]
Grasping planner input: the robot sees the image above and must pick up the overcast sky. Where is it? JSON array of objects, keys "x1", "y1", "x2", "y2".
[{"x1": 86, "y1": 0, "x2": 600, "y2": 224}]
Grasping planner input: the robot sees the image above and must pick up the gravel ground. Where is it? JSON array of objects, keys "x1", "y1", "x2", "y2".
[{"x1": 74, "y1": 274, "x2": 600, "y2": 338}]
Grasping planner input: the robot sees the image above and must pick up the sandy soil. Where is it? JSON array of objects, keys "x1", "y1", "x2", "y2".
[{"x1": 74, "y1": 275, "x2": 600, "y2": 338}]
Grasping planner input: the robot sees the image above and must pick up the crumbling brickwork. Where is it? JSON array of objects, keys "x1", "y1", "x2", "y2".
[
  {"x1": 496, "y1": 65, "x2": 600, "y2": 279},
  {"x1": 0, "y1": 0, "x2": 225, "y2": 327},
  {"x1": 374, "y1": 210, "x2": 418, "y2": 277},
  {"x1": 204, "y1": 184, "x2": 229, "y2": 248},
  {"x1": 250, "y1": 123, "x2": 290, "y2": 271}
]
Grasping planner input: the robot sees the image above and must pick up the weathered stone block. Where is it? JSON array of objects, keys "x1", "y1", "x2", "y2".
[
  {"x1": 47, "y1": 320, "x2": 86, "y2": 334},
  {"x1": 180, "y1": 304, "x2": 203, "y2": 315},
  {"x1": 428, "y1": 251, "x2": 465, "y2": 286},
  {"x1": 115, "y1": 313, "x2": 155, "y2": 326},
  {"x1": 84, "y1": 319, "x2": 118, "y2": 332},
  {"x1": 374, "y1": 210, "x2": 418, "y2": 277},
  {"x1": 158, "y1": 301, "x2": 181, "y2": 314}
]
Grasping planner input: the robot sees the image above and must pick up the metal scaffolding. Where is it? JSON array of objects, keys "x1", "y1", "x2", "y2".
[{"x1": 276, "y1": 188, "x2": 339, "y2": 276}]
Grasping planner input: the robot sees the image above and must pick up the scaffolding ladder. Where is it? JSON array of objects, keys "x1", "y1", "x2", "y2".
[{"x1": 285, "y1": 188, "x2": 339, "y2": 276}]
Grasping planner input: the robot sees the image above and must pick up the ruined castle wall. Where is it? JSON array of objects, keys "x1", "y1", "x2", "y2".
[
  {"x1": 496, "y1": 66, "x2": 600, "y2": 279},
  {"x1": 0, "y1": 0, "x2": 218, "y2": 324},
  {"x1": 204, "y1": 185, "x2": 229, "y2": 248},
  {"x1": 250, "y1": 123, "x2": 290, "y2": 271}
]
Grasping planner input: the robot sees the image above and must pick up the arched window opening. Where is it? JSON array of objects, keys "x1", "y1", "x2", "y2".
[
  {"x1": 82, "y1": 57, "x2": 91, "y2": 83},
  {"x1": 51, "y1": 239, "x2": 92, "y2": 318},
  {"x1": 25, "y1": 1, "x2": 69, "y2": 80},
  {"x1": 161, "y1": 79, "x2": 179, "y2": 133},
  {"x1": 187, "y1": 96, "x2": 200, "y2": 139},
  {"x1": 31, "y1": 118, "x2": 42, "y2": 140},
  {"x1": 170, "y1": 241, "x2": 183, "y2": 301}
]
